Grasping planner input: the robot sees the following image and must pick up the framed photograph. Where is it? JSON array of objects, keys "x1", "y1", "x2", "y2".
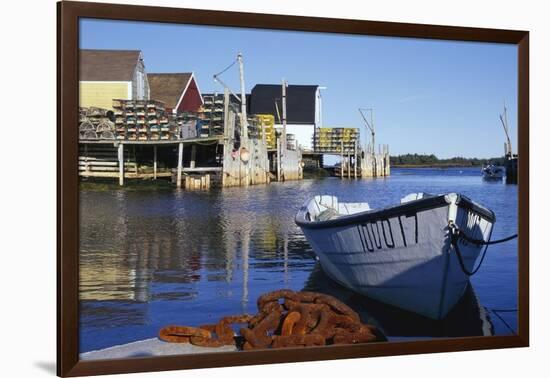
[{"x1": 57, "y1": 1, "x2": 529, "y2": 376}]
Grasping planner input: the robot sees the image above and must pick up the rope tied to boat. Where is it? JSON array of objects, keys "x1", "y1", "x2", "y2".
[{"x1": 448, "y1": 221, "x2": 518, "y2": 276}]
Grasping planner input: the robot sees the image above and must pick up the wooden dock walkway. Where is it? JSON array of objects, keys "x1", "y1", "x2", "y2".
[{"x1": 79, "y1": 136, "x2": 223, "y2": 186}]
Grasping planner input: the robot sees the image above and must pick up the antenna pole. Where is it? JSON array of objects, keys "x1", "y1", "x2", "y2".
[
  {"x1": 359, "y1": 108, "x2": 375, "y2": 156},
  {"x1": 370, "y1": 110, "x2": 375, "y2": 155}
]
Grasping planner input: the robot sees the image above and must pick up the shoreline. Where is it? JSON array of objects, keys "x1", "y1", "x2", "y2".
[{"x1": 392, "y1": 164, "x2": 481, "y2": 169}]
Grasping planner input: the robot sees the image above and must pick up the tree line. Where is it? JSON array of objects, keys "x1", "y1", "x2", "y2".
[{"x1": 390, "y1": 154, "x2": 505, "y2": 167}]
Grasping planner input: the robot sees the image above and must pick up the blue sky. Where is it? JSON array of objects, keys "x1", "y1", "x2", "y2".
[{"x1": 80, "y1": 19, "x2": 517, "y2": 159}]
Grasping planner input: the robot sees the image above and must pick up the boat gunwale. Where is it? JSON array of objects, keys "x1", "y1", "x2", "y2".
[{"x1": 295, "y1": 193, "x2": 496, "y2": 230}]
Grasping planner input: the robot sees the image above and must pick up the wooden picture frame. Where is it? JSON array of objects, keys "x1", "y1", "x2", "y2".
[{"x1": 57, "y1": 1, "x2": 529, "y2": 376}]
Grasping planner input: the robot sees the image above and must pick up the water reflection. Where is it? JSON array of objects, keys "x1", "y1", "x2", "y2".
[
  {"x1": 79, "y1": 167, "x2": 517, "y2": 352},
  {"x1": 304, "y1": 264, "x2": 494, "y2": 339}
]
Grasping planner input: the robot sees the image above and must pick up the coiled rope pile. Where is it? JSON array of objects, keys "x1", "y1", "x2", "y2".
[{"x1": 158, "y1": 289, "x2": 382, "y2": 350}]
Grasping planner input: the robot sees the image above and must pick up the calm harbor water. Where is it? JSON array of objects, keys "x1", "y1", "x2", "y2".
[{"x1": 79, "y1": 167, "x2": 518, "y2": 353}]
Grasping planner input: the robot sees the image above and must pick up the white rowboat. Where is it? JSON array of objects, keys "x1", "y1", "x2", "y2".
[{"x1": 295, "y1": 193, "x2": 495, "y2": 320}]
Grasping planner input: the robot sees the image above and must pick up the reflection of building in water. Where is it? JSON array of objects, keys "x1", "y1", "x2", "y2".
[
  {"x1": 79, "y1": 265, "x2": 139, "y2": 301},
  {"x1": 80, "y1": 191, "x2": 137, "y2": 301},
  {"x1": 79, "y1": 188, "x2": 303, "y2": 306},
  {"x1": 241, "y1": 227, "x2": 250, "y2": 311},
  {"x1": 217, "y1": 196, "x2": 250, "y2": 309},
  {"x1": 79, "y1": 192, "x2": 209, "y2": 303}
]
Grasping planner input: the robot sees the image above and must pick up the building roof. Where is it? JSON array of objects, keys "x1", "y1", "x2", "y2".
[
  {"x1": 79, "y1": 49, "x2": 142, "y2": 81},
  {"x1": 249, "y1": 84, "x2": 318, "y2": 124},
  {"x1": 201, "y1": 93, "x2": 251, "y2": 110},
  {"x1": 147, "y1": 73, "x2": 195, "y2": 109}
]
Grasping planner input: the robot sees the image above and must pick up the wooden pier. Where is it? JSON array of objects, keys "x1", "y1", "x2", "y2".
[
  {"x1": 78, "y1": 96, "x2": 300, "y2": 188},
  {"x1": 360, "y1": 143, "x2": 390, "y2": 178},
  {"x1": 220, "y1": 105, "x2": 271, "y2": 187},
  {"x1": 302, "y1": 141, "x2": 390, "y2": 179},
  {"x1": 78, "y1": 63, "x2": 322, "y2": 189},
  {"x1": 79, "y1": 137, "x2": 224, "y2": 187}
]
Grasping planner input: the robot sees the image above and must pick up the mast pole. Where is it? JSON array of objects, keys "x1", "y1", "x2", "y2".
[
  {"x1": 282, "y1": 79, "x2": 288, "y2": 152},
  {"x1": 237, "y1": 53, "x2": 248, "y2": 144},
  {"x1": 370, "y1": 109, "x2": 375, "y2": 157}
]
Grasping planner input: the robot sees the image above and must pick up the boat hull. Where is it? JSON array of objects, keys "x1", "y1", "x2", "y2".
[
  {"x1": 296, "y1": 194, "x2": 494, "y2": 320},
  {"x1": 482, "y1": 165, "x2": 505, "y2": 179}
]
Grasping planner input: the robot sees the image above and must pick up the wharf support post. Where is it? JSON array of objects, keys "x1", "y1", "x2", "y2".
[
  {"x1": 177, "y1": 142, "x2": 183, "y2": 188},
  {"x1": 118, "y1": 143, "x2": 124, "y2": 186}
]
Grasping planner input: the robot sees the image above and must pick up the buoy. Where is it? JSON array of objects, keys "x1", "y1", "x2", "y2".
[{"x1": 240, "y1": 147, "x2": 250, "y2": 163}]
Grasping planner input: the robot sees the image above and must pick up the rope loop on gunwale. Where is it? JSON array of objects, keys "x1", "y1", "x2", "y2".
[{"x1": 448, "y1": 221, "x2": 518, "y2": 276}]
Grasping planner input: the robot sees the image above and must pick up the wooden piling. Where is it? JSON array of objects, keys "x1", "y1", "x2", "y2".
[
  {"x1": 190, "y1": 144, "x2": 196, "y2": 169},
  {"x1": 340, "y1": 139, "x2": 344, "y2": 180},
  {"x1": 177, "y1": 142, "x2": 183, "y2": 188},
  {"x1": 223, "y1": 88, "x2": 230, "y2": 139},
  {"x1": 354, "y1": 140, "x2": 357, "y2": 179},
  {"x1": 277, "y1": 138, "x2": 281, "y2": 182},
  {"x1": 348, "y1": 152, "x2": 351, "y2": 179},
  {"x1": 133, "y1": 145, "x2": 138, "y2": 174},
  {"x1": 238, "y1": 53, "x2": 248, "y2": 145},
  {"x1": 222, "y1": 110, "x2": 236, "y2": 187},
  {"x1": 118, "y1": 143, "x2": 124, "y2": 186}
]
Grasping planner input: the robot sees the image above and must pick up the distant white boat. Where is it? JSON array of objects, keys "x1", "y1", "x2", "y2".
[
  {"x1": 481, "y1": 164, "x2": 505, "y2": 180},
  {"x1": 295, "y1": 193, "x2": 495, "y2": 320}
]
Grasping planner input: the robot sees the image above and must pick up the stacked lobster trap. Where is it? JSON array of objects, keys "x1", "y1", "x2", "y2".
[
  {"x1": 78, "y1": 107, "x2": 116, "y2": 140},
  {"x1": 313, "y1": 127, "x2": 360, "y2": 153},
  {"x1": 199, "y1": 94, "x2": 225, "y2": 137},
  {"x1": 112, "y1": 99, "x2": 178, "y2": 141},
  {"x1": 254, "y1": 114, "x2": 276, "y2": 149}
]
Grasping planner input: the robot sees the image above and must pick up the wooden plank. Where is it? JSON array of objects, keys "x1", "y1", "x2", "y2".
[
  {"x1": 171, "y1": 167, "x2": 222, "y2": 173},
  {"x1": 79, "y1": 166, "x2": 128, "y2": 172},
  {"x1": 78, "y1": 156, "x2": 131, "y2": 161},
  {"x1": 79, "y1": 171, "x2": 172, "y2": 178},
  {"x1": 126, "y1": 172, "x2": 173, "y2": 178},
  {"x1": 80, "y1": 172, "x2": 120, "y2": 178},
  {"x1": 77, "y1": 152, "x2": 120, "y2": 157},
  {"x1": 79, "y1": 161, "x2": 136, "y2": 167}
]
